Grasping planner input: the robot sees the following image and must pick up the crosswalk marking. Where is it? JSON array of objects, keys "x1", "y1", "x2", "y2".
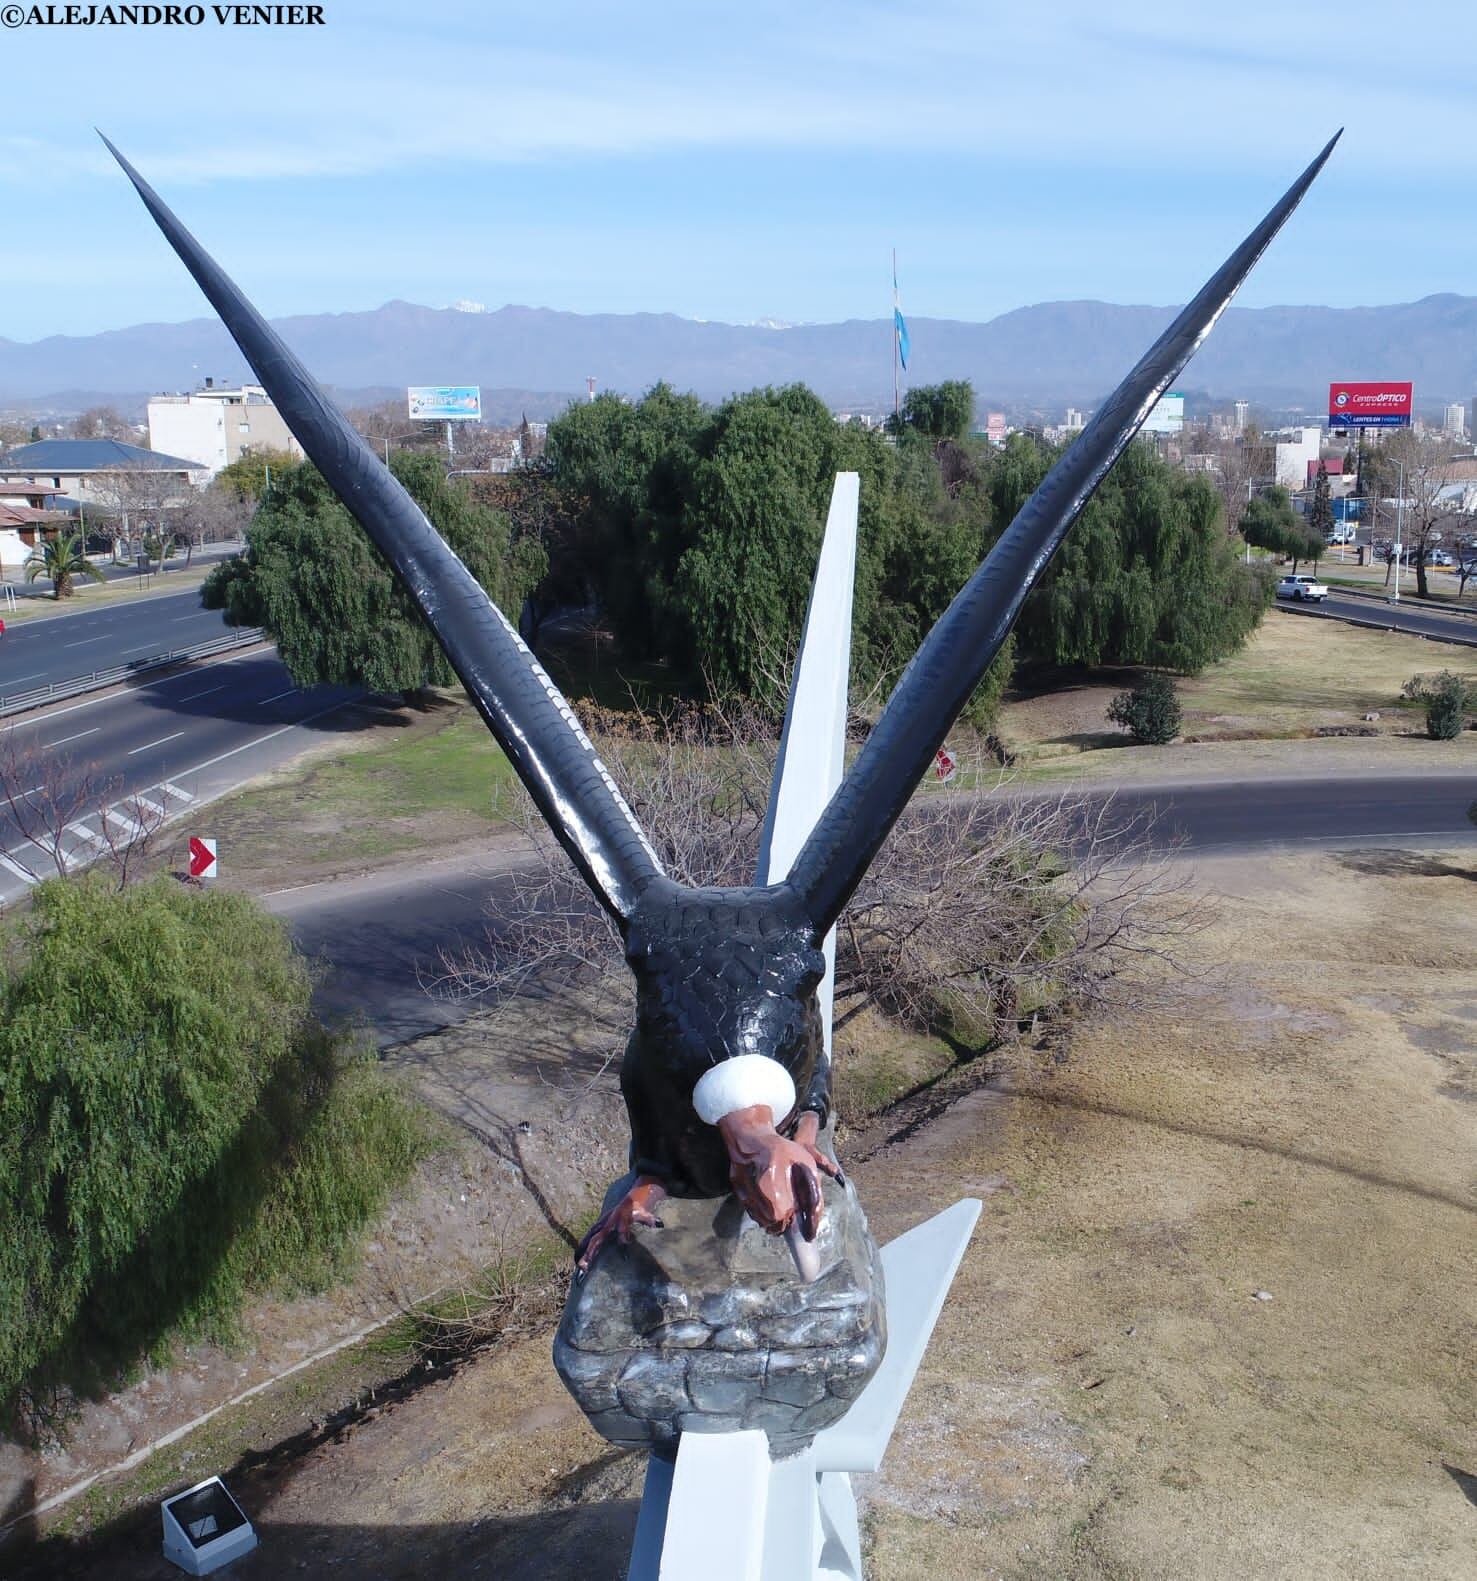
[
  {"x1": 0, "y1": 853, "x2": 37, "y2": 886},
  {"x1": 159, "y1": 781, "x2": 194, "y2": 803}
]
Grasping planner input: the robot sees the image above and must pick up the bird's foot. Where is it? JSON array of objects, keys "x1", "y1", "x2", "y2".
[
  {"x1": 787, "y1": 1109, "x2": 846, "y2": 1190},
  {"x1": 574, "y1": 1175, "x2": 668, "y2": 1280}
]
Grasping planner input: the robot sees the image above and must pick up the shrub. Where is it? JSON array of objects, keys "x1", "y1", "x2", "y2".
[
  {"x1": 0, "y1": 876, "x2": 433, "y2": 1437},
  {"x1": 1106, "y1": 672, "x2": 1182, "y2": 745},
  {"x1": 1424, "y1": 671, "x2": 1469, "y2": 739}
]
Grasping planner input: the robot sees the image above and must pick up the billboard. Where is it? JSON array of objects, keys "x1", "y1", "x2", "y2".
[
  {"x1": 1142, "y1": 391, "x2": 1185, "y2": 435},
  {"x1": 407, "y1": 385, "x2": 482, "y2": 422},
  {"x1": 1328, "y1": 381, "x2": 1412, "y2": 428}
]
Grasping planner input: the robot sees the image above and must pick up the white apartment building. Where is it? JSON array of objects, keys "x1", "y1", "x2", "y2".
[{"x1": 147, "y1": 380, "x2": 305, "y2": 477}]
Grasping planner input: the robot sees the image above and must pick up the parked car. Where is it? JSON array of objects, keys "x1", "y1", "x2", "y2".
[
  {"x1": 1276, "y1": 573, "x2": 1329, "y2": 602},
  {"x1": 1428, "y1": 549, "x2": 1454, "y2": 567},
  {"x1": 1325, "y1": 526, "x2": 1357, "y2": 545}
]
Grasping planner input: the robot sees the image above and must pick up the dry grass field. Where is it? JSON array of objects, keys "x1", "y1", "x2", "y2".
[
  {"x1": 1005, "y1": 610, "x2": 1477, "y2": 781},
  {"x1": 19, "y1": 841, "x2": 1473, "y2": 1580}
]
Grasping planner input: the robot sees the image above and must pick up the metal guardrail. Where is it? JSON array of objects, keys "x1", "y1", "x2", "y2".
[{"x1": 0, "y1": 627, "x2": 266, "y2": 718}]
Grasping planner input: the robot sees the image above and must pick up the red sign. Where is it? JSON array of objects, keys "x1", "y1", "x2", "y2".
[
  {"x1": 188, "y1": 837, "x2": 217, "y2": 878},
  {"x1": 933, "y1": 747, "x2": 957, "y2": 783},
  {"x1": 1328, "y1": 381, "x2": 1412, "y2": 428}
]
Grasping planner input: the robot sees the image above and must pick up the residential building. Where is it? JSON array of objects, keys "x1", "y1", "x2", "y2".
[
  {"x1": 0, "y1": 478, "x2": 73, "y2": 573},
  {"x1": 147, "y1": 380, "x2": 304, "y2": 478},
  {"x1": 1444, "y1": 402, "x2": 1467, "y2": 439},
  {"x1": 0, "y1": 439, "x2": 207, "y2": 507}
]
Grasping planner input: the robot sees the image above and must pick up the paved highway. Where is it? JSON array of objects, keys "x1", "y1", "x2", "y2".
[
  {"x1": 0, "y1": 585, "x2": 235, "y2": 697},
  {"x1": 269, "y1": 770, "x2": 1477, "y2": 1048},
  {"x1": 1279, "y1": 590, "x2": 1477, "y2": 646},
  {"x1": 0, "y1": 648, "x2": 360, "y2": 894}
]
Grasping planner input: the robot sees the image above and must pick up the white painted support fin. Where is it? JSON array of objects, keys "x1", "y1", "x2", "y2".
[
  {"x1": 627, "y1": 1453, "x2": 675, "y2": 1581},
  {"x1": 659, "y1": 1430, "x2": 771, "y2": 1581},
  {"x1": 813, "y1": 1198, "x2": 982, "y2": 1474},
  {"x1": 756, "y1": 470, "x2": 859, "y2": 1056}
]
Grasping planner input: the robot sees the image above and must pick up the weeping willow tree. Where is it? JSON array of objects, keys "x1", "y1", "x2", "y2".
[
  {"x1": 202, "y1": 453, "x2": 546, "y2": 699},
  {"x1": 988, "y1": 434, "x2": 1272, "y2": 672}
]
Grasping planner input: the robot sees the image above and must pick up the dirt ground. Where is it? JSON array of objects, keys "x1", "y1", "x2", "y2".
[{"x1": 13, "y1": 841, "x2": 1476, "y2": 1578}]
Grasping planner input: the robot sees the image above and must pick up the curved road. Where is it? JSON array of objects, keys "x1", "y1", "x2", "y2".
[{"x1": 272, "y1": 771, "x2": 1477, "y2": 1047}]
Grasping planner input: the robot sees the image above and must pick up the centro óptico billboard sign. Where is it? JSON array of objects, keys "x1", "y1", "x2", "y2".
[{"x1": 1328, "y1": 381, "x2": 1412, "y2": 428}]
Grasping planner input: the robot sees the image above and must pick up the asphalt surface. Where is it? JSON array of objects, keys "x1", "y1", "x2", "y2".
[
  {"x1": 0, "y1": 648, "x2": 361, "y2": 894},
  {"x1": 2, "y1": 574, "x2": 1474, "y2": 1049},
  {"x1": 267, "y1": 770, "x2": 1477, "y2": 1049},
  {"x1": 1279, "y1": 588, "x2": 1477, "y2": 645},
  {"x1": 0, "y1": 584, "x2": 236, "y2": 698}
]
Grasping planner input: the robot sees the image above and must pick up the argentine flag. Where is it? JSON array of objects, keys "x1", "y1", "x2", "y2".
[{"x1": 893, "y1": 260, "x2": 910, "y2": 371}]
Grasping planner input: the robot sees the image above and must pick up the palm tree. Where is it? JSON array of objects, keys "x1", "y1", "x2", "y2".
[{"x1": 24, "y1": 531, "x2": 107, "y2": 600}]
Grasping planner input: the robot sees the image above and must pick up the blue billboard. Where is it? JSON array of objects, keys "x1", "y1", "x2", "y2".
[{"x1": 408, "y1": 386, "x2": 482, "y2": 422}]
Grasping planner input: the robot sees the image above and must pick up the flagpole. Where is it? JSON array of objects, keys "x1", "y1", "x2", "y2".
[{"x1": 892, "y1": 248, "x2": 899, "y2": 421}]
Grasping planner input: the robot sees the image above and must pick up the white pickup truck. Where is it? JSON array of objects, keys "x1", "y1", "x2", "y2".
[{"x1": 1275, "y1": 573, "x2": 1329, "y2": 602}]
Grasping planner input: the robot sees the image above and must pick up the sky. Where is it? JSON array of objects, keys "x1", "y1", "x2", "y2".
[{"x1": 1, "y1": 0, "x2": 1474, "y2": 342}]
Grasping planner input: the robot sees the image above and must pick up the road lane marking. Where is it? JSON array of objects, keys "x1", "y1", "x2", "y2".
[
  {"x1": 65, "y1": 822, "x2": 106, "y2": 849},
  {"x1": 176, "y1": 683, "x2": 226, "y2": 702},
  {"x1": 259, "y1": 687, "x2": 299, "y2": 705},
  {"x1": 127, "y1": 731, "x2": 185, "y2": 756},
  {"x1": 134, "y1": 796, "x2": 167, "y2": 818},
  {"x1": 159, "y1": 781, "x2": 194, "y2": 802},
  {"x1": 121, "y1": 643, "x2": 164, "y2": 655},
  {"x1": 181, "y1": 696, "x2": 358, "y2": 779},
  {"x1": 62, "y1": 637, "x2": 110, "y2": 648},
  {"x1": 1, "y1": 641, "x2": 275, "y2": 735},
  {"x1": 1, "y1": 672, "x2": 45, "y2": 685},
  {"x1": 102, "y1": 808, "x2": 142, "y2": 838},
  {"x1": 46, "y1": 728, "x2": 100, "y2": 748}
]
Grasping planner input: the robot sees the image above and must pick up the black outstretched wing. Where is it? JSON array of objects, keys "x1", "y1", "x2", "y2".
[
  {"x1": 786, "y1": 133, "x2": 1341, "y2": 934},
  {"x1": 103, "y1": 135, "x2": 662, "y2": 924}
]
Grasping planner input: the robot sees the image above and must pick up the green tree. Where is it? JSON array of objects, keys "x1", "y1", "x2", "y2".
[
  {"x1": 202, "y1": 453, "x2": 546, "y2": 699},
  {"x1": 896, "y1": 380, "x2": 976, "y2": 444},
  {"x1": 996, "y1": 436, "x2": 1271, "y2": 672},
  {"x1": 23, "y1": 531, "x2": 106, "y2": 599},
  {"x1": 1106, "y1": 671, "x2": 1182, "y2": 744},
  {"x1": 1310, "y1": 463, "x2": 1334, "y2": 543},
  {"x1": 215, "y1": 448, "x2": 300, "y2": 503},
  {"x1": 0, "y1": 876, "x2": 430, "y2": 1434},
  {"x1": 1238, "y1": 485, "x2": 1323, "y2": 570},
  {"x1": 1423, "y1": 671, "x2": 1469, "y2": 739},
  {"x1": 545, "y1": 385, "x2": 706, "y2": 656}
]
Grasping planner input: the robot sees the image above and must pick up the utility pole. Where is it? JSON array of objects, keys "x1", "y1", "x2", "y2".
[{"x1": 1392, "y1": 459, "x2": 1405, "y2": 604}]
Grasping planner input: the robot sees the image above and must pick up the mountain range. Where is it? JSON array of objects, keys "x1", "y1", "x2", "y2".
[{"x1": 3, "y1": 294, "x2": 1475, "y2": 422}]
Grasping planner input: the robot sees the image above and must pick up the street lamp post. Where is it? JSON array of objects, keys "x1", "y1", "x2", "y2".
[{"x1": 1392, "y1": 460, "x2": 1405, "y2": 606}]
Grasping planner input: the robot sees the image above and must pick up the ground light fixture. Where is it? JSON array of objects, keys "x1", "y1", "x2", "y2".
[{"x1": 160, "y1": 1476, "x2": 258, "y2": 1575}]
